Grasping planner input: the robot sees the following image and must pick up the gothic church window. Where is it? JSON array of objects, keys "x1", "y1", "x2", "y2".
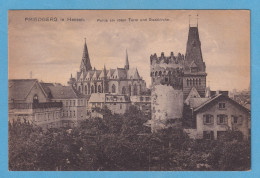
[
  {"x1": 159, "y1": 71, "x2": 162, "y2": 76},
  {"x1": 199, "y1": 79, "x2": 201, "y2": 85},
  {"x1": 112, "y1": 84, "x2": 116, "y2": 93},
  {"x1": 122, "y1": 87, "x2": 126, "y2": 94},
  {"x1": 155, "y1": 71, "x2": 158, "y2": 77},
  {"x1": 98, "y1": 85, "x2": 102, "y2": 93},
  {"x1": 85, "y1": 85, "x2": 87, "y2": 94},
  {"x1": 91, "y1": 85, "x2": 94, "y2": 93},
  {"x1": 134, "y1": 84, "x2": 138, "y2": 96}
]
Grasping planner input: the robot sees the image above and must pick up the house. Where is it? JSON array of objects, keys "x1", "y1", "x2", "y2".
[
  {"x1": 185, "y1": 94, "x2": 250, "y2": 140},
  {"x1": 47, "y1": 85, "x2": 87, "y2": 127},
  {"x1": 8, "y1": 79, "x2": 62, "y2": 129}
]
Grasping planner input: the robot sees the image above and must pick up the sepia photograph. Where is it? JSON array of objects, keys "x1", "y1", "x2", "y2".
[{"x1": 8, "y1": 10, "x2": 251, "y2": 171}]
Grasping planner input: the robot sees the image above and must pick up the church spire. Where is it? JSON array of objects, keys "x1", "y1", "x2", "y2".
[
  {"x1": 125, "y1": 49, "x2": 129, "y2": 70},
  {"x1": 184, "y1": 16, "x2": 205, "y2": 73},
  {"x1": 80, "y1": 38, "x2": 92, "y2": 72}
]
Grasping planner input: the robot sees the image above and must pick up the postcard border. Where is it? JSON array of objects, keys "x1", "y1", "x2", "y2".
[{"x1": 1, "y1": 0, "x2": 260, "y2": 177}]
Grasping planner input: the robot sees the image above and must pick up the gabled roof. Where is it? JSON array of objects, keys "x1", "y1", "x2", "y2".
[
  {"x1": 127, "y1": 68, "x2": 140, "y2": 79},
  {"x1": 40, "y1": 82, "x2": 54, "y2": 98},
  {"x1": 85, "y1": 71, "x2": 95, "y2": 80},
  {"x1": 194, "y1": 94, "x2": 250, "y2": 114},
  {"x1": 8, "y1": 79, "x2": 47, "y2": 101},
  {"x1": 48, "y1": 85, "x2": 85, "y2": 99},
  {"x1": 184, "y1": 87, "x2": 201, "y2": 105},
  {"x1": 115, "y1": 68, "x2": 127, "y2": 79}
]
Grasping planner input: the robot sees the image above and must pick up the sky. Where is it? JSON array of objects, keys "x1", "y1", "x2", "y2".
[{"x1": 8, "y1": 10, "x2": 250, "y2": 91}]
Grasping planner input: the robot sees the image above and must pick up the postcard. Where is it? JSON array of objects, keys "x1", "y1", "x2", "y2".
[{"x1": 8, "y1": 10, "x2": 250, "y2": 171}]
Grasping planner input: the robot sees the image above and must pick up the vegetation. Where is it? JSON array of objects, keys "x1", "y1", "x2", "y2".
[{"x1": 9, "y1": 106, "x2": 250, "y2": 171}]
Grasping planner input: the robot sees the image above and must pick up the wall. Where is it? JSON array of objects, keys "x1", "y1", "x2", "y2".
[
  {"x1": 195, "y1": 99, "x2": 250, "y2": 140},
  {"x1": 151, "y1": 84, "x2": 183, "y2": 132}
]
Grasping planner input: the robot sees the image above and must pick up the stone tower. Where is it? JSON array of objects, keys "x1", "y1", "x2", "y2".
[
  {"x1": 183, "y1": 25, "x2": 207, "y2": 99},
  {"x1": 150, "y1": 52, "x2": 184, "y2": 132}
]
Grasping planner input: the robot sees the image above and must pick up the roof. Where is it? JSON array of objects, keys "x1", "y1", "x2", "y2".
[
  {"x1": 127, "y1": 68, "x2": 140, "y2": 79},
  {"x1": 8, "y1": 79, "x2": 45, "y2": 100},
  {"x1": 194, "y1": 94, "x2": 250, "y2": 114},
  {"x1": 40, "y1": 82, "x2": 54, "y2": 97},
  {"x1": 48, "y1": 85, "x2": 84, "y2": 99}
]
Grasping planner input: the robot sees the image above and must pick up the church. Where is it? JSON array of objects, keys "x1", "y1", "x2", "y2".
[{"x1": 68, "y1": 39, "x2": 149, "y2": 115}]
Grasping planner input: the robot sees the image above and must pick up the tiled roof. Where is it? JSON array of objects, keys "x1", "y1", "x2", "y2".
[
  {"x1": 8, "y1": 79, "x2": 40, "y2": 100},
  {"x1": 48, "y1": 85, "x2": 84, "y2": 99},
  {"x1": 194, "y1": 94, "x2": 250, "y2": 113}
]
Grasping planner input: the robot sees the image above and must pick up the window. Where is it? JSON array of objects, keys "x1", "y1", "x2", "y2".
[
  {"x1": 66, "y1": 100, "x2": 68, "y2": 106},
  {"x1": 203, "y1": 114, "x2": 214, "y2": 125},
  {"x1": 199, "y1": 79, "x2": 201, "y2": 85},
  {"x1": 187, "y1": 79, "x2": 189, "y2": 86},
  {"x1": 122, "y1": 87, "x2": 126, "y2": 94},
  {"x1": 219, "y1": 102, "x2": 226, "y2": 109},
  {"x1": 73, "y1": 100, "x2": 75, "y2": 106},
  {"x1": 203, "y1": 131, "x2": 214, "y2": 140},
  {"x1": 98, "y1": 85, "x2": 102, "y2": 93},
  {"x1": 91, "y1": 85, "x2": 94, "y2": 93},
  {"x1": 73, "y1": 111, "x2": 76, "y2": 117},
  {"x1": 217, "y1": 114, "x2": 228, "y2": 125},
  {"x1": 165, "y1": 77, "x2": 169, "y2": 82},
  {"x1": 133, "y1": 84, "x2": 138, "y2": 96},
  {"x1": 232, "y1": 115, "x2": 243, "y2": 125},
  {"x1": 112, "y1": 84, "x2": 116, "y2": 93},
  {"x1": 33, "y1": 94, "x2": 39, "y2": 104},
  {"x1": 120, "y1": 104, "x2": 122, "y2": 109},
  {"x1": 140, "y1": 97, "x2": 144, "y2": 101},
  {"x1": 217, "y1": 131, "x2": 227, "y2": 139}
]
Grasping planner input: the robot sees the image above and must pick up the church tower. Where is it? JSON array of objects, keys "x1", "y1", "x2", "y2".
[
  {"x1": 80, "y1": 38, "x2": 92, "y2": 72},
  {"x1": 183, "y1": 17, "x2": 207, "y2": 99}
]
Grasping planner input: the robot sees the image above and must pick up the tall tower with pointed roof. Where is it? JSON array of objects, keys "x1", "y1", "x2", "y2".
[
  {"x1": 80, "y1": 38, "x2": 92, "y2": 72},
  {"x1": 183, "y1": 18, "x2": 207, "y2": 99}
]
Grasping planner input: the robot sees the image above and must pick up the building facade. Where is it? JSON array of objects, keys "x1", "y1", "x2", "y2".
[
  {"x1": 8, "y1": 79, "x2": 62, "y2": 129},
  {"x1": 184, "y1": 94, "x2": 250, "y2": 140}
]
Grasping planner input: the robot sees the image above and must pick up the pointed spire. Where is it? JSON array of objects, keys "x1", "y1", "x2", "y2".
[
  {"x1": 80, "y1": 38, "x2": 92, "y2": 72},
  {"x1": 125, "y1": 49, "x2": 129, "y2": 70}
]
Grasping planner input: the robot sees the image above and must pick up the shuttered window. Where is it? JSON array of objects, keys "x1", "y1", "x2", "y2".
[{"x1": 203, "y1": 114, "x2": 214, "y2": 125}]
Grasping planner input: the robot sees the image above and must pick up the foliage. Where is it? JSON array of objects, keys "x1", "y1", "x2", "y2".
[{"x1": 9, "y1": 110, "x2": 250, "y2": 171}]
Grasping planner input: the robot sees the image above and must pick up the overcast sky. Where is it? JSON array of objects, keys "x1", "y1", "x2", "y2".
[{"x1": 8, "y1": 10, "x2": 250, "y2": 91}]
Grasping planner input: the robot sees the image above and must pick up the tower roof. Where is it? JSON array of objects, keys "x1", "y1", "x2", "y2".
[
  {"x1": 80, "y1": 38, "x2": 92, "y2": 71},
  {"x1": 184, "y1": 26, "x2": 205, "y2": 73}
]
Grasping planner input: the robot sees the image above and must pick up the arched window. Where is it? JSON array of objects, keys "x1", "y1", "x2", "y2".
[
  {"x1": 193, "y1": 79, "x2": 195, "y2": 85},
  {"x1": 94, "y1": 83, "x2": 97, "y2": 93},
  {"x1": 196, "y1": 79, "x2": 198, "y2": 85},
  {"x1": 155, "y1": 71, "x2": 158, "y2": 76},
  {"x1": 98, "y1": 85, "x2": 102, "y2": 93},
  {"x1": 91, "y1": 85, "x2": 94, "y2": 93},
  {"x1": 199, "y1": 79, "x2": 201, "y2": 85},
  {"x1": 85, "y1": 85, "x2": 87, "y2": 94},
  {"x1": 159, "y1": 71, "x2": 162, "y2": 76},
  {"x1": 122, "y1": 87, "x2": 126, "y2": 94},
  {"x1": 88, "y1": 83, "x2": 90, "y2": 94},
  {"x1": 112, "y1": 84, "x2": 116, "y2": 93},
  {"x1": 134, "y1": 84, "x2": 138, "y2": 96},
  {"x1": 129, "y1": 85, "x2": 132, "y2": 96},
  {"x1": 168, "y1": 71, "x2": 171, "y2": 76},
  {"x1": 33, "y1": 94, "x2": 39, "y2": 104},
  {"x1": 78, "y1": 86, "x2": 81, "y2": 93}
]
